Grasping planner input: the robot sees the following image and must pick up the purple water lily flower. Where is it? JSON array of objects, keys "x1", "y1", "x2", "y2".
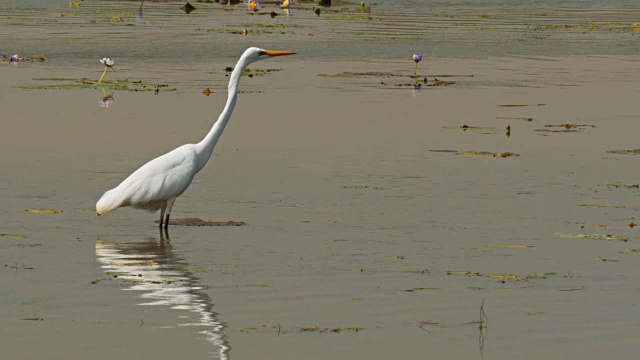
[{"x1": 412, "y1": 54, "x2": 422, "y2": 63}]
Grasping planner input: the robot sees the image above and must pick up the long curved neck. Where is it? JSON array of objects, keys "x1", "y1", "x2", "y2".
[{"x1": 194, "y1": 58, "x2": 248, "y2": 172}]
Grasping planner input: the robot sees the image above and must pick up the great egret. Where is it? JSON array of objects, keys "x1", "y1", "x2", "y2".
[{"x1": 96, "y1": 47, "x2": 296, "y2": 227}]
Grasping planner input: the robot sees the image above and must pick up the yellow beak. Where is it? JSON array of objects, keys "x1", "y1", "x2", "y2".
[{"x1": 263, "y1": 50, "x2": 296, "y2": 57}]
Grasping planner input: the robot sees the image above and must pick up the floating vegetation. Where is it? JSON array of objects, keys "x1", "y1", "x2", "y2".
[
  {"x1": 153, "y1": 218, "x2": 246, "y2": 226},
  {"x1": 300, "y1": 326, "x2": 363, "y2": 333},
  {"x1": 496, "y1": 116, "x2": 533, "y2": 121},
  {"x1": 558, "y1": 287, "x2": 584, "y2": 292},
  {"x1": 404, "y1": 287, "x2": 441, "y2": 292},
  {"x1": 535, "y1": 123, "x2": 596, "y2": 133},
  {"x1": 592, "y1": 256, "x2": 619, "y2": 262},
  {"x1": 395, "y1": 78, "x2": 455, "y2": 87},
  {"x1": 620, "y1": 248, "x2": 640, "y2": 254},
  {"x1": 486, "y1": 244, "x2": 534, "y2": 249},
  {"x1": 442, "y1": 124, "x2": 495, "y2": 132},
  {"x1": 607, "y1": 149, "x2": 640, "y2": 155},
  {"x1": 343, "y1": 184, "x2": 381, "y2": 189},
  {"x1": 2, "y1": 54, "x2": 46, "y2": 63},
  {"x1": 212, "y1": 68, "x2": 283, "y2": 77},
  {"x1": 25, "y1": 209, "x2": 63, "y2": 214},
  {"x1": 455, "y1": 151, "x2": 520, "y2": 158},
  {"x1": 20, "y1": 317, "x2": 43, "y2": 321},
  {"x1": 14, "y1": 78, "x2": 175, "y2": 92},
  {"x1": 598, "y1": 183, "x2": 639, "y2": 189},
  {"x1": 553, "y1": 233, "x2": 637, "y2": 242},
  {"x1": 429, "y1": 149, "x2": 458, "y2": 153},
  {"x1": 317, "y1": 71, "x2": 403, "y2": 78},
  {"x1": 579, "y1": 204, "x2": 639, "y2": 209},
  {"x1": 533, "y1": 20, "x2": 640, "y2": 33},
  {"x1": 318, "y1": 72, "x2": 456, "y2": 86},
  {"x1": 447, "y1": 271, "x2": 482, "y2": 277},
  {"x1": 240, "y1": 323, "x2": 280, "y2": 334},
  {"x1": 0, "y1": 233, "x2": 27, "y2": 239},
  {"x1": 487, "y1": 274, "x2": 518, "y2": 279}
]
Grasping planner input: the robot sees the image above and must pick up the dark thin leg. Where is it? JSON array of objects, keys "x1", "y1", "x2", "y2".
[
  {"x1": 163, "y1": 213, "x2": 170, "y2": 229},
  {"x1": 159, "y1": 205, "x2": 166, "y2": 227}
]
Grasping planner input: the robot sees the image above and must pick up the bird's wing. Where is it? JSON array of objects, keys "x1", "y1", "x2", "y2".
[{"x1": 115, "y1": 145, "x2": 199, "y2": 207}]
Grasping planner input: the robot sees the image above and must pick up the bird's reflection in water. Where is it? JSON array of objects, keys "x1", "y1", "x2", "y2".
[{"x1": 95, "y1": 229, "x2": 229, "y2": 359}]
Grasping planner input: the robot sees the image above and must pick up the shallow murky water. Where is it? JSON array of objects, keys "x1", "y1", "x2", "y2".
[{"x1": 1, "y1": 1, "x2": 640, "y2": 359}]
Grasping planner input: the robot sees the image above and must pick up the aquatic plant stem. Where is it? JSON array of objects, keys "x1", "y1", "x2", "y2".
[
  {"x1": 414, "y1": 62, "x2": 418, "y2": 78},
  {"x1": 98, "y1": 66, "x2": 109, "y2": 84}
]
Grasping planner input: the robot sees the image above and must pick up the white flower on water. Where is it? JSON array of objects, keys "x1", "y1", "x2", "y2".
[{"x1": 100, "y1": 57, "x2": 115, "y2": 68}]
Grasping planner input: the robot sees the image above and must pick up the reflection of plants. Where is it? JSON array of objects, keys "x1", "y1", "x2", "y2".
[
  {"x1": 99, "y1": 57, "x2": 115, "y2": 84},
  {"x1": 99, "y1": 87, "x2": 114, "y2": 108}
]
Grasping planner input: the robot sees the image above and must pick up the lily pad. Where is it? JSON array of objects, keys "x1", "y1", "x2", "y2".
[{"x1": 153, "y1": 218, "x2": 246, "y2": 226}]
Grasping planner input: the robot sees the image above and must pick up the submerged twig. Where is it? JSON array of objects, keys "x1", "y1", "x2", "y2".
[{"x1": 479, "y1": 299, "x2": 488, "y2": 360}]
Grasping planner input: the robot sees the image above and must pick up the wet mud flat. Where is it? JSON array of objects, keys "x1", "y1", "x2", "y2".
[{"x1": 2, "y1": 1, "x2": 640, "y2": 359}]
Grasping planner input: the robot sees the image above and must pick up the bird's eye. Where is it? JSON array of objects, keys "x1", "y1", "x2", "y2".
[{"x1": 258, "y1": 50, "x2": 266, "y2": 56}]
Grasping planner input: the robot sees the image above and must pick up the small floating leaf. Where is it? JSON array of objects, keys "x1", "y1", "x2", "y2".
[
  {"x1": 553, "y1": 233, "x2": 635, "y2": 242},
  {"x1": 607, "y1": 149, "x2": 640, "y2": 155},
  {"x1": 0, "y1": 233, "x2": 27, "y2": 239},
  {"x1": 579, "y1": 204, "x2": 639, "y2": 209},
  {"x1": 487, "y1": 274, "x2": 518, "y2": 279},
  {"x1": 404, "y1": 287, "x2": 441, "y2": 292},
  {"x1": 25, "y1": 209, "x2": 63, "y2": 214},
  {"x1": 498, "y1": 104, "x2": 529, "y2": 107},
  {"x1": 330, "y1": 327, "x2": 363, "y2": 333},
  {"x1": 301, "y1": 325, "x2": 321, "y2": 332},
  {"x1": 558, "y1": 287, "x2": 584, "y2": 292},
  {"x1": 486, "y1": 244, "x2": 534, "y2": 249},
  {"x1": 442, "y1": 125, "x2": 495, "y2": 131},
  {"x1": 619, "y1": 248, "x2": 640, "y2": 254},
  {"x1": 447, "y1": 271, "x2": 482, "y2": 277},
  {"x1": 455, "y1": 151, "x2": 520, "y2": 158},
  {"x1": 429, "y1": 149, "x2": 458, "y2": 153},
  {"x1": 600, "y1": 183, "x2": 640, "y2": 189},
  {"x1": 593, "y1": 256, "x2": 619, "y2": 262},
  {"x1": 496, "y1": 116, "x2": 532, "y2": 121},
  {"x1": 20, "y1": 317, "x2": 43, "y2": 321}
]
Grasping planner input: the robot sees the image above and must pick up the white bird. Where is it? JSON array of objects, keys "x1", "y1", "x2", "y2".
[{"x1": 96, "y1": 47, "x2": 296, "y2": 228}]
